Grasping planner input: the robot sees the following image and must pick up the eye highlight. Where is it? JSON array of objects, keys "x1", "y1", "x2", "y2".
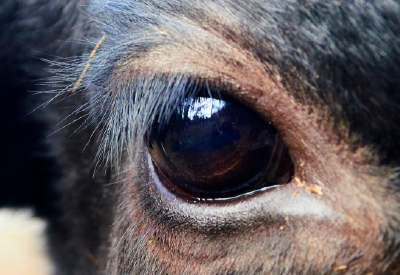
[{"x1": 147, "y1": 95, "x2": 294, "y2": 201}]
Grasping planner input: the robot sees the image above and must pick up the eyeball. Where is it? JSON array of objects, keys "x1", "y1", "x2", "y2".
[{"x1": 147, "y1": 96, "x2": 294, "y2": 201}]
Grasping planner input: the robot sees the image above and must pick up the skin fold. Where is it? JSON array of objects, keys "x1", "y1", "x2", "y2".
[{"x1": 1, "y1": 0, "x2": 400, "y2": 274}]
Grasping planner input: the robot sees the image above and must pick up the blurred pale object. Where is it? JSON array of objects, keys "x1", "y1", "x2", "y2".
[{"x1": 0, "y1": 209, "x2": 52, "y2": 275}]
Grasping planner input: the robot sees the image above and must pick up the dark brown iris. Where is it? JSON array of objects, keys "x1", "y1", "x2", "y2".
[{"x1": 148, "y1": 97, "x2": 294, "y2": 199}]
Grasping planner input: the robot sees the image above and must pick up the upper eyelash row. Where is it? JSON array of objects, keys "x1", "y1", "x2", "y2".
[
  {"x1": 49, "y1": 55, "x2": 227, "y2": 171},
  {"x1": 94, "y1": 75, "x2": 226, "y2": 169}
]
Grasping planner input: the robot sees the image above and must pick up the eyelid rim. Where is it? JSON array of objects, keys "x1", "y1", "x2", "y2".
[{"x1": 141, "y1": 151, "x2": 338, "y2": 229}]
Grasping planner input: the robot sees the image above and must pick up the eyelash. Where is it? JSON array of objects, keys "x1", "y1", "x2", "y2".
[
  {"x1": 48, "y1": 66, "x2": 232, "y2": 170},
  {"x1": 102, "y1": 76, "x2": 234, "y2": 168}
]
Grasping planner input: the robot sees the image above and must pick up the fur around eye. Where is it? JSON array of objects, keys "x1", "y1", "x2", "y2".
[{"x1": 5, "y1": 0, "x2": 400, "y2": 274}]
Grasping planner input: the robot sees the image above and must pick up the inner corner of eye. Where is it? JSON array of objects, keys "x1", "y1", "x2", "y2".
[{"x1": 146, "y1": 94, "x2": 294, "y2": 201}]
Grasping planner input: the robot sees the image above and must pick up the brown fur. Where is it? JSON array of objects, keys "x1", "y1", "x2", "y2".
[{"x1": 1, "y1": 0, "x2": 400, "y2": 274}]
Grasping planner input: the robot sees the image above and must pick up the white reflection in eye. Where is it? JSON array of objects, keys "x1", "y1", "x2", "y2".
[{"x1": 182, "y1": 98, "x2": 226, "y2": 120}]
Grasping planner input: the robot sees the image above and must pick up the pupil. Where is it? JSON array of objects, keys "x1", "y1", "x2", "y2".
[{"x1": 148, "y1": 97, "x2": 293, "y2": 199}]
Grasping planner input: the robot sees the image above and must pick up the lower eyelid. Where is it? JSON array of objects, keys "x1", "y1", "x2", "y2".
[{"x1": 145, "y1": 151, "x2": 339, "y2": 228}]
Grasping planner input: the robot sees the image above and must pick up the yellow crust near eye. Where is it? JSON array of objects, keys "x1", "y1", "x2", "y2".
[
  {"x1": 295, "y1": 177, "x2": 323, "y2": 195},
  {"x1": 333, "y1": 265, "x2": 347, "y2": 271}
]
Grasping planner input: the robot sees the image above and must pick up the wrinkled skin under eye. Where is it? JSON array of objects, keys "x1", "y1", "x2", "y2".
[{"x1": 148, "y1": 97, "x2": 294, "y2": 200}]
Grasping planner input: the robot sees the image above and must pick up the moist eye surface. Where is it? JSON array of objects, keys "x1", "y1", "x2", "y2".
[{"x1": 147, "y1": 96, "x2": 294, "y2": 199}]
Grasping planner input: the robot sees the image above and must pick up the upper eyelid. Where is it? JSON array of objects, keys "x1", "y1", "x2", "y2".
[
  {"x1": 62, "y1": 30, "x2": 344, "y2": 169},
  {"x1": 53, "y1": 37, "x2": 342, "y2": 173},
  {"x1": 89, "y1": 73, "x2": 224, "y2": 166},
  {"x1": 75, "y1": 41, "x2": 298, "y2": 167},
  {"x1": 51, "y1": 29, "x2": 268, "y2": 167}
]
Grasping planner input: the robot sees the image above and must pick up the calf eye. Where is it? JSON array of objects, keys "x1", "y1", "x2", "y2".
[{"x1": 147, "y1": 95, "x2": 294, "y2": 201}]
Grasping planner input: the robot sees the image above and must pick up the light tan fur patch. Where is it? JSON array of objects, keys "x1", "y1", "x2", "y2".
[{"x1": 0, "y1": 208, "x2": 53, "y2": 275}]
